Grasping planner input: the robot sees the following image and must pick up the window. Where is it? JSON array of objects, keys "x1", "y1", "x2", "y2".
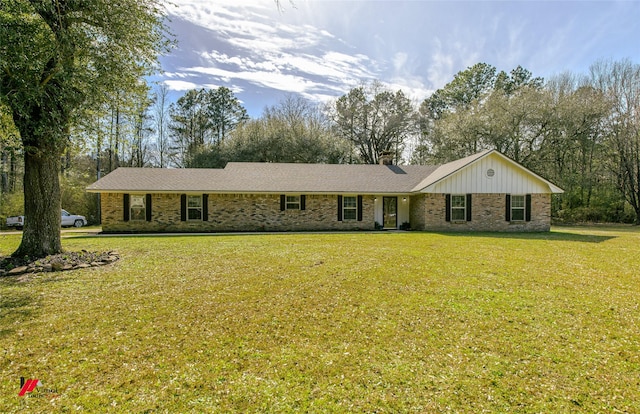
[
  {"x1": 451, "y1": 195, "x2": 466, "y2": 221},
  {"x1": 511, "y1": 195, "x2": 526, "y2": 221},
  {"x1": 343, "y1": 196, "x2": 357, "y2": 220},
  {"x1": 130, "y1": 195, "x2": 145, "y2": 221},
  {"x1": 280, "y1": 195, "x2": 306, "y2": 211},
  {"x1": 286, "y1": 195, "x2": 300, "y2": 210},
  {"x1": 187, "y1": 195, "x2": 202, "y2": 220}
]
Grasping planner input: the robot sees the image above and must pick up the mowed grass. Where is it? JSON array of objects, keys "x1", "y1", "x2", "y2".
[{"x1": 1, "y1": 227, "x2": 639, "y2": 413}]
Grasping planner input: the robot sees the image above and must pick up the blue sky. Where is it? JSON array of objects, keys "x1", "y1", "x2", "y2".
[{"x1": 153, "y1": 0, "x2": 640, "y2": 117}]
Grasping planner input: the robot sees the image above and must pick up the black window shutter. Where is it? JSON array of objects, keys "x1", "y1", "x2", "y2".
[
  {"x1": 466, "y1": 194, "x2": 472, "y2": 222},
  {"x1": 300, "y1": 195, "x2": 306, "y2": 211},
  {"x1": 280, "y1": 194, "x2": 286, "y2": 211},
  {"x1": 505, "y1": 194, "x2": 511, "y2": 222},
  {"x1": 203, "y1": 194, "x2": 209, "y2": 221},
  {"x1": 145, "y1": 194, "x2": 152, "y2": 222},
  {"x1": 123, "y1": 194, "x2": 130, "y2": 222},
  {"x1": 357, "y1": 195, "x2": 363, "y2": 221},
  {"x1": 445, "y1": 194, "x2": 451, "y2": 222},
  {"x1": 525, "y1": 194, "x2": 532, "y2": 222},
  {"x1": 180, "y1": 194, "x2": 187, "y2": 221},
  {"x1": 337, "y1": 195, "x2": 343, "y2": 221}
]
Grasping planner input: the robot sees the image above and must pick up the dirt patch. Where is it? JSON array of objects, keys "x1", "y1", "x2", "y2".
[{"x1": 0, "y1": 250, "x2": 120, "y2": 277}]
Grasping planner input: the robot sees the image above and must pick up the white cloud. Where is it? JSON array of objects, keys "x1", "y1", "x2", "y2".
[
  {"x1": 194, "y1": 48, "x2": 371, "y2": 96},
  {"x1": 187, "y1": 66, "x2": 320, "y2": 94},
  {"x1": 201, "y1": 83, "x2": 245, "y2": 95},
  {"x1": 426, "y1": 39, "x2": 456, "y2": 89},
  {"x1": 163, "y1": 0, "x2": 380, "y2": 101},
  {"x1": 393, "y1": 52, "x2": 408, "y2": 72},
  {"x1": 167, "y1": 1, "x2": 484, "y2": 111},
  {"x1": 163, "y1": 80, "x2": 198, "y2": 91},
  {"x1": 158, "y1": 0, "x2": 640, "y2": 117}
]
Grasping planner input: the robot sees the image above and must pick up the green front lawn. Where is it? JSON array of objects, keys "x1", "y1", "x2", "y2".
[{"x1": 1, "y1": 227, "x2": 639, "y2": 412}]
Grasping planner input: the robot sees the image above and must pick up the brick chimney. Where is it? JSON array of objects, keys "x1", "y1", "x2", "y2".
[{"x1": 379, "y1": 150, "x2": 394, "y2": 165}]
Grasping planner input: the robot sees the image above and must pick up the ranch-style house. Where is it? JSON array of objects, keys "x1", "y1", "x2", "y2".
[{"x1": 86, "y1": 149, "x2": 563, "y2": 233}]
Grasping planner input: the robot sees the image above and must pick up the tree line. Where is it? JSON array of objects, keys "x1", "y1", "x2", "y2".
[{"x1": 3, "y1": 58, "x2": 640, "y2": 238}]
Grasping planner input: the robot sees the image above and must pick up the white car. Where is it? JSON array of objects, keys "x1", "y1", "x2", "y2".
[
  {"x1": 6, "y1": 209, "x2": 88, "y2": 229},
  {"x1": 61, "y1": 209, "x2": 88, "y2": 227}
]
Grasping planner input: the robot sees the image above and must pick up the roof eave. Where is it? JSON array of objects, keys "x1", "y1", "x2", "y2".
[{"x1": 86, "y1": 188, "x2": 418, "y2": 195}]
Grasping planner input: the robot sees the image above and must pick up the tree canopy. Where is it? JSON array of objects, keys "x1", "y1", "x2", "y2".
[
  {"x1": 332, "y1": 81, "x2": 415, "y2": 164},
  {"x1": 0, "y1": 0, "x2": 170, "y2": 257},
  {"x1": 169, "y1": 87, "x2": 249, "y2": 167}
]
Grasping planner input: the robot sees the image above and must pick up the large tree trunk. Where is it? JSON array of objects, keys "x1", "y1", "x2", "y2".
[{"x1": 13, "y1": 150, "x2": 62, "y2": 258}]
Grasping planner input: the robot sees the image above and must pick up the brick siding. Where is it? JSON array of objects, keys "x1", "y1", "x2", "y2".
[
  {"x1": 101, "y1": 192, "x2": 550, "y2": 233},
  {"x1": 410, "y1": 193, "x2": 551, "y2": 232},
  {"x1": 101, "y1": 193, "x2": 375, "y2": 232}
]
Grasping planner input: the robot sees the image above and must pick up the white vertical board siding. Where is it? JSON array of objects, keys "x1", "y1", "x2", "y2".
[{"x1": 425, "y1": 153, "x2": 550, "y2": 194}]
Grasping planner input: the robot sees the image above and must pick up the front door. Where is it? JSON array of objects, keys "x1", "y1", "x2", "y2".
[{"x1": 383, "y1": 197, "x2": 397, "y2": 229}]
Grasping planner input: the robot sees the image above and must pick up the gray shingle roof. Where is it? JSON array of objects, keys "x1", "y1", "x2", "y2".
[
  {"x1": 86, "y1": 163, "x2": 439, "y2": 194},
  {"x1": 86, "y1": 150, "x2": 564, "y2": 194}
]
